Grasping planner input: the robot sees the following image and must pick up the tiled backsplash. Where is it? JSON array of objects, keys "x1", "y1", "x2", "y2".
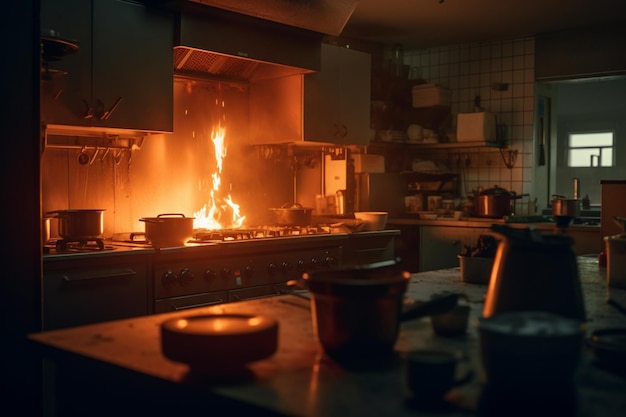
[{"x1": 403, "y1": 35, "x2": 537, "y2": 215}]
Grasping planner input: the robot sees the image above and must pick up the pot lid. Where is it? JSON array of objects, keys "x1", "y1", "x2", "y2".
[{"x1": 479, "y1": 185, "x2": 513, "y2": 196}]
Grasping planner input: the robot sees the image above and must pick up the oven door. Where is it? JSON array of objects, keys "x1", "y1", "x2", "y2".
[{"x1": 43, "y1": 253, "x2": 150, "y2": 330}]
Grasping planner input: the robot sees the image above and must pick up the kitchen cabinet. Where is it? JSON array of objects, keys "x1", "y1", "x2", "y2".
[
  {"x1": 41, "y1": 0, "x2": 174, "y2": 133},
  {"x1": 249, "y1": 43, "x2": 371, "y2": 145},
  {"x1": 302, "y1": 43, "x2": 371, "y2": 145},
  {"x1": 419, "y1": 225, "x2": 493, "y2": 272}
]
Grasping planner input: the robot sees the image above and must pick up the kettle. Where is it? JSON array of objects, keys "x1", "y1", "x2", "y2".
[{"x1": 483, "y1": 224, "x2": 586, "y2": 321}]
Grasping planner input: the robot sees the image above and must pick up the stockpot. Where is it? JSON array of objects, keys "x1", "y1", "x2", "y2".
[{"x1": 48, "y1": 209, "x2": 105, "y2": 240}]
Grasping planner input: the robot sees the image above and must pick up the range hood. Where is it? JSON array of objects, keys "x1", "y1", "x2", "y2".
[{"x1": 172, "y1": 3, "x2": 326, "y2": 81}]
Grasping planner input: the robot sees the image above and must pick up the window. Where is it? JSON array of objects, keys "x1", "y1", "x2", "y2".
[{"x1": 567, "y1": 131, "x2": 614, "y2": 167}]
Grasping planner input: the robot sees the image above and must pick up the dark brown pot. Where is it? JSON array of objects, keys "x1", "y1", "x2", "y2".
[
  {"x1": 48, "y1": 209, "x2": 105, "y2": 240},
  {"x1": 268, "y1": 203, "x2": 313, "y2": 226},
  {"x1": 140, "y1": 213, "x2": 194, "y2": 248}
]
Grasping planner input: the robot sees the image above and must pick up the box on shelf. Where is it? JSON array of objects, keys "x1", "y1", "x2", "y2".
[
  {"x1": 456, "y1": 112, "x2": 497, "y2": 142},
  {"x1": 412, "y1": 84, "x2": 451, "y2": 108},
  {"x1": 458, "y1": 255, "x2": 494, "y2": 284}
]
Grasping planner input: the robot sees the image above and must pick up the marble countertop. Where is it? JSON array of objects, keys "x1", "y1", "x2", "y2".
[{"x1": 29, "y1": 257, "x2": 626, "y2": 417}]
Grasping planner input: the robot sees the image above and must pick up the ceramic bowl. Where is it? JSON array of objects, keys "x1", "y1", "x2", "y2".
[{"x1": 354, "y1": 211, "x2": 388, "y2": 231}]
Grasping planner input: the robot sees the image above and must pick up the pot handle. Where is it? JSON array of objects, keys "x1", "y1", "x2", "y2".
[
  {"x1": 157, "y1": 213, "x2": 187, "y2": 218},
  {"x1": 281, "y1": 203, "x2": 303, "y2": 209}
]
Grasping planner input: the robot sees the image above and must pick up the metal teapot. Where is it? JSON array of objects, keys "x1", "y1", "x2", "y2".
[{"x1": 483, "y1": 224, "x2": 586, "y2": 321}]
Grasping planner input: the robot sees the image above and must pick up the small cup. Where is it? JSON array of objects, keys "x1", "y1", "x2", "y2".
[{"x1": 405, "y1": 349, "x2": 473, "y2": 402}]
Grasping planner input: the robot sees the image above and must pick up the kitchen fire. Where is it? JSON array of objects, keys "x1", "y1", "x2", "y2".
[{"x1": 42, "y1": 73, "x2": 398, "y2": 329}]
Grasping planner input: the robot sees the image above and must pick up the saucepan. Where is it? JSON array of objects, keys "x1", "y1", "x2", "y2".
[
  {"x1": 293, "y1": 261, "x2": 459, "y2": 364},
  {"x1": 47, "y1": 209, "x2": 105, "y2": 240}
]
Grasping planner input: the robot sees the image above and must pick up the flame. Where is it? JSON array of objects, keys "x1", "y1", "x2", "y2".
[{"x1": 193, "y1": 105, "x2": 246, "y2": 230}]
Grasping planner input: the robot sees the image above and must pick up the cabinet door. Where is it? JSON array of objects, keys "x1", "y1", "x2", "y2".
[
  {"x1": 303, "y1": 44, "x2": 370, "y2": 145},
  {"x1": 419, "y1": 226, "x2": 493, "y2": 272},
  {"x1": 92, "y1": 0, "x2": 173, "y2": 132},
  {"x1": 41, "y1": 0, "x2": 173, "y2": 132},
  {"x1": 41, "y1": 0, "x2": 93, "y2": 127}
]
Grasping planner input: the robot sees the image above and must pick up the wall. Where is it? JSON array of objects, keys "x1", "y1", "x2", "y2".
[
  {"x1": 41, "y1": 76, "x2": 306, "y2": 236},
  {"x1": 401, "y1": 36, "x2": 538, "y2": 214}
]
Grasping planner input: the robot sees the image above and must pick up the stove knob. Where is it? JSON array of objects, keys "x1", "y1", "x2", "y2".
[
  {"x1": 179, "y1": 268, "x2": 194, "y2": 286},
  {"x1": 310, "y1": 258, "x2": 319, "y2": 269},
  {"x1": 324, "y1": 256, "x2": 337, "y2": 268},
  {"x1": 281, "y1": 261, "x2": 292, "y2": 273},
  {"x1": 162, "y1": 270, "x2": 178, "y2": 287},
  {"x1": 243, "y1": 265, "x2": 255, "y2": 279},
  {"x1": 297, "y1": 259, "x2": 307, "y2": 273},
  {"x1": 268, "y1": 263, "x2": 277, "y2": 275},
  {"x1": 221, "y1": 268, "x2": 232, "y2": 280},
  {"x1": 204, "y1": 269, "x2": 217, "y2": 281}
]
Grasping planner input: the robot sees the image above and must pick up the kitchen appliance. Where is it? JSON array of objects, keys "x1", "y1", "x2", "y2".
[
  {"x1": 173, "y1": 4, "x2": 323, "y2": 82},
  {"x1": 356, "y1": 173, "x2": 405, "y2": 217},
  {"x1": 483, "y1": 225, "x2": 586, "y2": 321}
]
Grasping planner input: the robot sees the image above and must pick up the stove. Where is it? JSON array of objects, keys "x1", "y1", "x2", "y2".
[
  {"x1": 151, "y1": 230, "x2": 346, "y2": 313},
  {"x1": 43, "y1": 226, "x2": 399, "y2": 321}
]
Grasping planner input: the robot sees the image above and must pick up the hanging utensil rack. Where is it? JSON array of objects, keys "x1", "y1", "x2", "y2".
[{"x1": 42, "y1": 123, "x2": 148, "y2": 154}]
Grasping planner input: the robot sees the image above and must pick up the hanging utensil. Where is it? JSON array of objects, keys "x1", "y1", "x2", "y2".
[{"x1": 77, "y1": 146, "x2": 90, "y2": 165}]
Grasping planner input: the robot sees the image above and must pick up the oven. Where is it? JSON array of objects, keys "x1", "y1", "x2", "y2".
[
  {"x1": 151, "y1": 230, "x2": 345, "y2": 313},
  {"x1": 43, "y1": 246, "x2": 152, "y2": 330}
]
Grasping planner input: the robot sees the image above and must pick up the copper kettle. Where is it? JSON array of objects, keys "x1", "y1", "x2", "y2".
[{"x1": 483, "y1": 224, "x2": 586, "y2": 321}]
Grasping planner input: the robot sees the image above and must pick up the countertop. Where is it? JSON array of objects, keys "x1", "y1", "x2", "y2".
[
  {"x1": 387, "y1": 217, "x2": 601, "y2": 231},
  {"x1": 29, "y1": 257, "x2": 626, "y2": 417}
]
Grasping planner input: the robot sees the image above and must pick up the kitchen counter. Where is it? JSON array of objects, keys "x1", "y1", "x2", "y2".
[
  {"x1": 29, "y1": 257, "x2": 626, "y2": 417},
  {"x1": 387, "y1": 217, "x2": 600, "y2": 231}
]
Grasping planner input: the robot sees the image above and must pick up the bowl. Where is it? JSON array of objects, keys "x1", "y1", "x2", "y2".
[
  {"x1": 354, "y1": 211, "x2": 388, "y2": 231},
  {"x1": 417, "y1": 211, "x2": 437, "y2": 220},
  {"x1": 477, "y1": 311, "x2": 586, "y2": 385},
  {"x1": 161, "y1": 313, "x2": 279, "y2": 373}
]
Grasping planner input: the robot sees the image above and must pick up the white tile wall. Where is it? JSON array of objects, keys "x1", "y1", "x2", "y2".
[{"x1": 403, "y1": 35, "x2": 537, "y2": 215}]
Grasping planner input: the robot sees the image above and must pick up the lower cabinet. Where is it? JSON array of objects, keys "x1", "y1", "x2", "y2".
[{"x1": 420, "y1": 226, "x2": 492, "y2": 272}]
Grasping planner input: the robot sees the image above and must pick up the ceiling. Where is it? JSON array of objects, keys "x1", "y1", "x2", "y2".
[{"x1": 341, "y1": 0, "x2": 626, "y2": 49}]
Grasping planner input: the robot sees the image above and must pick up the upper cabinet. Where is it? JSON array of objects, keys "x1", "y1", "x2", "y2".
[
  {"x1": 41, "y1": 0, "x2": 174, "y2": 133},
  {"x1": 249, "y1": 43, "x2": 371, "y2": 145},
  {"x1": 302, "y1": 43, "x2": 371, "y2": 145}
]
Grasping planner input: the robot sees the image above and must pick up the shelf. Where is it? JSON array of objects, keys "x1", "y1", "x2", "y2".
[{"x1": 368, "y1": 140, "x2": 504, "y2": 149}]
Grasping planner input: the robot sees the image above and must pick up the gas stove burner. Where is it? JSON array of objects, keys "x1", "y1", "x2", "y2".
[
  {"x1": 55, "y1": 238, "x2": 111, "y2": 252},
  {"x1": 190, "y1": 226, "x2": 332, "y2": 242}
]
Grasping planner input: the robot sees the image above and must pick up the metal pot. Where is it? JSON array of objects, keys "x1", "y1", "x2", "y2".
[
  {"x1": 552, "y1": 195, "x2": 580, "y2": 217},
  {"x1": 474, "y1": 186, "x2": 524, "y2": 218},
  {"x1": 139, "y1": 213, "x2": 194, "y2": 248},
  {"x1": 299, "y1": 262, "x2": 458, "y2": 364},
  {"x1": 48, "y1": 209, "x2": 105, "y2": 240},
  {"x1": 268, "y1": 203, "x2": 313, "y2": 226}
]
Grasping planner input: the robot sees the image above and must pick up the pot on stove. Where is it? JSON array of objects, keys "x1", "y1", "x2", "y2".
[
  {"x1": 473, "y1": 185, "x2": 526, "y2": 218},
  {"x1": 47, "y1": 209, "x2": 105, "y2": 241},
  {"x1": 268, "y1": 203, "x2": 313, "y2": 226},
  {"x1": 139, "y1": 213, "x2": 194, "y2": 248}
]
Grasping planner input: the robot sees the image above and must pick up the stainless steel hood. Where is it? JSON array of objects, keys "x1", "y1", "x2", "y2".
[{"x1": 166, "y1": 1, "x2": 330, "y2": 81}]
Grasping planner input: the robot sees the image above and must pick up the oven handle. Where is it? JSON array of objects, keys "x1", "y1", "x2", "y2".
[
  {"x1": 171, "y1": 298, "x2": 225, "y2": 310},
  {"x1": 62, "y1": 268, "x2": 137, "y2": 282},
  {"x1": 230, "y1": 291, "x2": 281, "y2": 302}
]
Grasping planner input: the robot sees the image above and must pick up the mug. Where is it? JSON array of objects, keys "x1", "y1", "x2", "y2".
[{"x1": 405, "y1": 349, "x2": 473, "y2": 402}]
